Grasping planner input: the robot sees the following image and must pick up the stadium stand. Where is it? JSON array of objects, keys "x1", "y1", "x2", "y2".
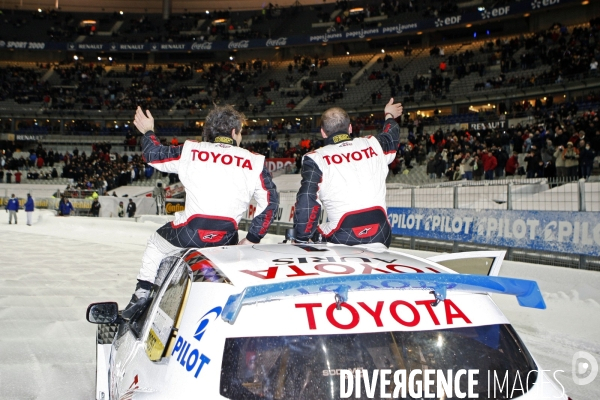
[
  {"x1": 0, "y1": 1, "x2": 464, "y2": 44},
  {"x1": 0, "y1": 4, "x2": 599, "y2": 191},
  {"x1": 0, "y1": 20, "x2": 596, "y2": 118}
]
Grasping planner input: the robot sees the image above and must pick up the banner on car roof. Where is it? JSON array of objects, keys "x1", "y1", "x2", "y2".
[
  {"x1": 387, "y1": 207, "x2": 600, "y2": 257},
  {"x1": 0, "y1": 0, "x2": 576, "y2": 53}
]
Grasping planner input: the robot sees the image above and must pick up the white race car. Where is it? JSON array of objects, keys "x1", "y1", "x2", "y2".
[{"x1": 87, "y1": 244, "x2": 570, "y2": 399}]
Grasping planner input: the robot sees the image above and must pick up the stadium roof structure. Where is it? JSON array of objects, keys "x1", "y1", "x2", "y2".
[{"x1": 1, "y1": 0, "x2": 340, "y2": 13}]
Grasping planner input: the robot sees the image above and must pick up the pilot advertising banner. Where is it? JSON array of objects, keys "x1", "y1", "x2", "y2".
[{"x1": 387, "y1": 207, "x2": 600, "y2": 257}]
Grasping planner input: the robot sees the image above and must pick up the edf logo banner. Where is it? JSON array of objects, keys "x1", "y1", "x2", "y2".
[{"x1": 387, "y1": 207, "x2": 600, "y2": 257}]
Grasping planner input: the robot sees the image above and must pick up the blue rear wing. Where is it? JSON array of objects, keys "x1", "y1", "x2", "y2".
[{"x1": 221, "y1": 273, "x2": 546, "y2": 324}]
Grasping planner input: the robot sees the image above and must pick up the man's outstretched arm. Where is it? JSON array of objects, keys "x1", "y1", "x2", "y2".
[
  {"x1": 135, "y1": 107, "x2": 182, "y2": 173},
  {"x1": 293, "y1": 156, "x2": 323, "y2": 242},
  {"x1": 376, "y1": 98, "x2": 403, "y2": 164}
]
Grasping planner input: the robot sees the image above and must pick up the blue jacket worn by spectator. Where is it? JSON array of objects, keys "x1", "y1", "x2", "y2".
[
  {"x1": 25, "y1": 195, "x2": 34, "y2": 212},
  {"x1": 25, "y1": 194, "x2": 34, "y2": 225},
  {"x1": 6, "y1": 197, "x2": 19, "y2": 211},
  {"x1": 581, "y1": 146, "x2": 596, "y2": 167},
  {"x1": 59, "y1": 198, "x2": 74, "y2": 216},
  {"x1": 6, "y1": 194, "x2": 18, "y2": 224}
]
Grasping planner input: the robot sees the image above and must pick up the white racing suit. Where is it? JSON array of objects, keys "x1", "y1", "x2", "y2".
[
  {"x1": 293, "y1": 118, "x2": 400, "y2": 247},
  {"x1": 138, "y1": 132, "x2": 279, "y2": 284}
]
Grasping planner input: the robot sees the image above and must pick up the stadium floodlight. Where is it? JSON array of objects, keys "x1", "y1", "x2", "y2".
[
  {"x1": 73, "y1": 55, "x2": 78, "y2": 60},
  {"x1": 119, "y1": 11, "x2": 123, "y2": 15}
]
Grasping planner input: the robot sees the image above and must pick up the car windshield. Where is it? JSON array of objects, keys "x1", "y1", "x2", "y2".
[{"x1": 220, "y1": 324, "x2": 537, "y2": 400}]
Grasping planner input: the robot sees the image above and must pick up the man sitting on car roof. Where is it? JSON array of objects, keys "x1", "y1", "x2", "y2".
[
  {"x1": 122, "y1": 105, "x2": 279, "y2": 319},
  {"x1": 293, "y1": 98, "x2": 402, "y2": 248}
]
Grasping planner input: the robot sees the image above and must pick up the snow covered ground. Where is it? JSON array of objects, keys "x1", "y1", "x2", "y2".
[{"x1": 0, "y1": 211, "x2": 598, "y2": 399}]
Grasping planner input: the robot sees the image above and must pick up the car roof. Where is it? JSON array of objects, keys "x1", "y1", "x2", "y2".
[
  {"x1": 184, "y1": 243, "x2": 455, "y2": 289},
  {"x1": 178, "y1": 243, "x2": 545, "y2": 326}
]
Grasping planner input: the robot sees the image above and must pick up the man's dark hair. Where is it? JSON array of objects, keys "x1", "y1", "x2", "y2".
[
  {"x1": 320, "y1": 107, "x2": 350, "y2": 137},
  {"x1": 203, "y1": 104, "x2": 245, "y2": 142}
]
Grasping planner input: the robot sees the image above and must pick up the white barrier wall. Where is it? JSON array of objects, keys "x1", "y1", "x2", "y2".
[
  {"x1": 0, "y1": 183, "x2": 64, "y2": 199},
  {"x1": 0, "y1": 195, "x2": 156, "y2": 218},
  {"x1": 272, "y1": 174, "x2": 302, "y2": 192},
  {"x1": 98, "y1": 197, "x2": 156, "y2": 218},
  {"x1": 385, "y1": 182, "x2": 600, "y2": 212}
]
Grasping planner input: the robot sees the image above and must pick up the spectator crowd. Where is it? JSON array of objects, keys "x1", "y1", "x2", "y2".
[
  {"x1": 393, "y1": 97, "x2": 600, "y2": 182},
  {"x1": 0, "y1": 141, "x2": 183, "y2": 191}
]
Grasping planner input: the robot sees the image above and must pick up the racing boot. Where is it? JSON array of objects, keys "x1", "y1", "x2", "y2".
[{"x1": 122, "y1": 280, "x2": 152, "y2": 320}]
